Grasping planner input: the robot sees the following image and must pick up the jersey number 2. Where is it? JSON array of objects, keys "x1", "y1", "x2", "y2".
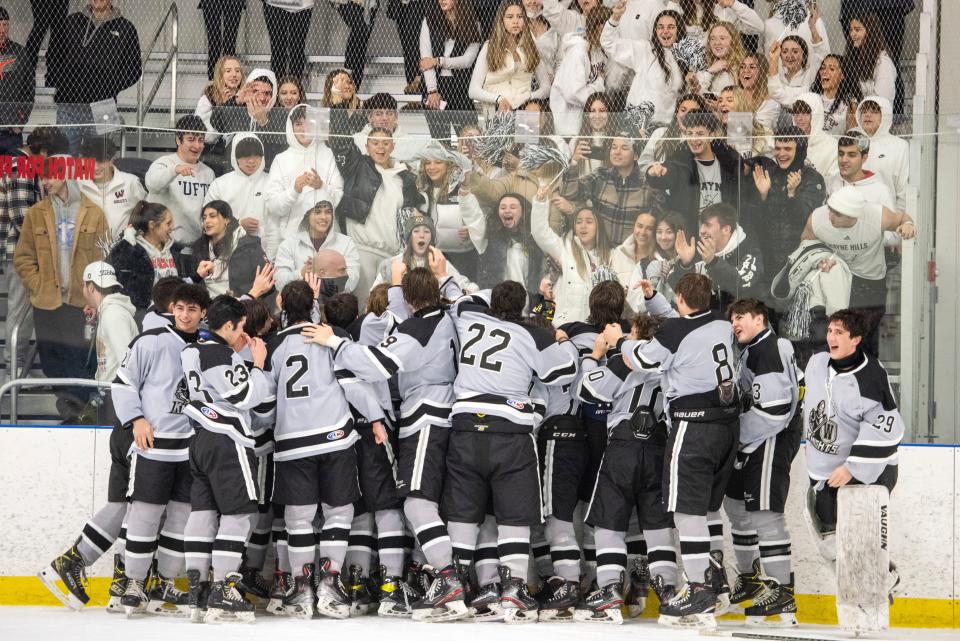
[
  {"x1": 460, "y1": 323, "x2": 511, "y2": 372},
  {"x1": 285, "y1": 355, "x2": 310, "y2": 399}
]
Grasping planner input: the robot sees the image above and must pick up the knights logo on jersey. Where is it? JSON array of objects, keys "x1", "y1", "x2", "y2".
[
  {"x1": 171, "y1": 377, "x2": 189, "y2": 414},
  {"x1": 807, "y1": 399, "x2": 839, "y2": 454}
]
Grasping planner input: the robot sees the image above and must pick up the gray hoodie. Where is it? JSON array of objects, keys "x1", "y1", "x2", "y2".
[{"x1": 96, "y1": 292, "x2": 138, "y2": 382}]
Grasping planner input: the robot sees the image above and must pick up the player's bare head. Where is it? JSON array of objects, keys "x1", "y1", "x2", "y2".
[
  {"x1": 490, "y1": 281, "x2": 527, "y2": 323},
  {"x1": 153, "y1": 276, "x2": 186, "y2": 313},
  {"x1": 367, "y1": 283, "x2": 391, "y2": 316},
  {"x1": 525, "y1": 313, "x2": 554, "y2": 332},
  {"x1": 631, "y1": 314, "x2": 661, "y2": 341},
  {"x1": 173, "y1": 283, "x2": 210, "y2": 312},
  {"x1": 728, "y1": 298, "x2": 768, "y2": 343},
  {"x1": 325, "y1": 293, "x2": 360, "y2": 329},
  {"x1": 241, "y1": 298, "x2": 272, "y2": 337},
  {"x1": 402, "y1": 267, "x2": 441, "y2": 312},
  {"x1": 281, "y1": 280, "x2": 314, "y2": 326},
  {"x1": 675, "y1": 273, "x2": 712, "y2": 313},
  {"x1": 826, "y1": 308, "x2": 867, "y2": 358},
  {"x1": 828, "y1": 309, "x2": 869, "y2": 340},
  {"x1": 588, "y1": 280, "x2": 626, "y2": 327},
  {"x1": 207, "y1": 295, "x2": 246, "y2": 332},
  {"x1": 727, "y1": 298, "x2": 768, "y2": 324}
]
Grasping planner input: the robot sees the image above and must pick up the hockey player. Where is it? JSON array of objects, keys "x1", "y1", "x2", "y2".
[
  {"x1": 180, "y1": 295, "x2": 275, "y2": 624},
  {"x1": 603, "y1": 273, "x2": 738, "y2": 630},
  {"x1": 724, "y1": 298, "x2": 802, "y2": 627},
  {"x1": 803, "y1": 309, "x2": 903, "y2": 569},
  {"x1": 444, "y1": 279, "x2": 578, "y2": 623},
  {"x1": 575, "y1": 309, "x2": 678, "y2": 625},
  {"x1": 305, "y1": 262, "x2": 467, "y2": 621},
  {"x1": 261, "y1": 281, "x2": 375, "y2": 619},
  {"x1": 111, "y1": 283, "x2": 211, "y2": 617}
]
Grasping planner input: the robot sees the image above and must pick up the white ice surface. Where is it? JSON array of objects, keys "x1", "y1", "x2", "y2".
[{"x1": 1, "y1": 607, "x2": 958, "y2": 641}]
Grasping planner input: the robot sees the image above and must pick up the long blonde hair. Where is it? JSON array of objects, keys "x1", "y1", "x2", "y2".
[
  {"x1": 737, "y1": 53, "x2": 771, "y2": 107},
  {"x1": 705, "y1": 22, "x2": 746, "y2": 81},
  {"x1": 322, "y1": 68, "x2": 362, "y2": 110},
  {"x1": 203, "y1": 55, "x2": 243, "y2": 106},
  {"x1": 567, "y1": 208, "x2": 612, "y2": 281},
  {"x1": 485, "y1": 0, "x2": 540, "y2": 73},
  {"x1": 725, "y1": 88, "x2": 773, "y2": 156}
]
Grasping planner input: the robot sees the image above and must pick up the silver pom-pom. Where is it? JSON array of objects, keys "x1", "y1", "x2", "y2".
[
  {"x1": 672, "y1": 35, "x2": 706, "y2": 73},
  {"x1": 476, "y1": 111, "x2": 516, "y2": 165},
  {"x1": 591, "y1": 265, "x2": 619, "y2": 288},
  {"x1": 519, "y1": 144, "x2": 570, "y2": 172},
  {"x1": 626, "y1": 101, "x2": 657, "y2": 136},
  {"x1": 775, "y1": 0, "x2": 810, "y2": 31},
  {"x1": 395, "y1": 206, "x2": 420, "y2": 251}
]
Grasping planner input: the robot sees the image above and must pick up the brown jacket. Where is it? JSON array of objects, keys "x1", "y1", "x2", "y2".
[
  {"x1": 464, "y1": 169, "x2": 568, "y2": 235},
  {"x1": 14, "y1": 191, "x2": 109, "y2": 310}
]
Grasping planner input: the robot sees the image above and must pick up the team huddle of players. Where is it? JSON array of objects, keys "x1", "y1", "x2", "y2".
[{"x1": 39, "y1": 252, "x2": 904, "y2": 629}]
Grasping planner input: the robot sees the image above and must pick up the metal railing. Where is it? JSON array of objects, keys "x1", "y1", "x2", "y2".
[
  {"x1": 136, "y1": 2, "x2": 179, "y2": 155},
  {"x1": 0, "y1": 378, "x2": 109, "y2": 424}
]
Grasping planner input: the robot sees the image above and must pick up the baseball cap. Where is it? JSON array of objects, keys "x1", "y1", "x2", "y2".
[
  {"x1": 827, "y1": 186, "x2": 866, "y2": 219},
  {"x1": 83, "y1": 261, "x2": 121, "y2": 289}
]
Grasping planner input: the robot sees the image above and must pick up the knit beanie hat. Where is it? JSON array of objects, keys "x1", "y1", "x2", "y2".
[{"x1": 398, "y1": 208, "x2": 436, "y2": 249}]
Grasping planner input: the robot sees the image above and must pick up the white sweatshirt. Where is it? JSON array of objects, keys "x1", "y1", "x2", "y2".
[
  {"x1": 795, "y1": 92, "x2": 838, "y2": 183},
  {"x1": 767, "y1": 38, "x2": 829, "y2": 107},
  {"x1": 79, "y1": 169, "x2": 146, "y2": 240},
  {"x1": 265, "y1": 105, "x2": 344, "y2": 260},
  {"x1": 274, "y1": 228, "x2": 361, "y2": 292},
  {"x1": 145, "y1": 152, "x2": 215, "y2": 244},
  {"x1": 96, "y1": 292, "x2": 138, "y2": 382},
  {"x1": 345, "y1": 163, "x2": 408, "y2": 256},
  {"x1": 858, "y1": 52, "x2": 897, "y2": 106},
  {"x1": 550, "y1": 32, "x2": 606, "y2": 138},
  {"x1": 205, "y1": 133, "x2": 272, "y2": 241},
  {"x1": 855, "y1": 96, "x2": 909, "y2": 212},
  {"x1": 828, "y1": 170, "x2": 895, "y2": 211}
]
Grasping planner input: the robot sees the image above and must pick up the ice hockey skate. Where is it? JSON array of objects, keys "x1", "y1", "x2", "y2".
[
  {"x1": 146, "y1": 573, "x2": 190, "y2": 616},
  {"x1": 204, "y1": 572, "x2": 255, "y2": 624},
  {"x1": 709, "y1": 550, "x2": 732, "y2": 614},
  {"x1": 573, "y1": 582, "x2": 625, "y2": 624},
  {"x1": 315, "y1": 558, "x2": 351, "y2": 619},
  {"x1": 744, "y1": 577, "x2": 798, "y2": 628},
  {"x1": 411, "y1": 564, "x2": 469, "y2": 622},
  {"x1": 657, "y1": 563, "x2": 719, "y2": 631},
  {"x1": 536, "y1": 577, "x2": 579, "y2": 622},
  {"x1": 347, "y1": 565, "x2": 376, "y2": 616},
  {"x1": 266, "y1": 570, "x2": 292, "y2": 616},
  {"x1": 283, "y1": 564, "x2": 315, "y2": 619},
  {"x1": 105, "y1": 553, "x2": 127, "y2": 614},
  {"x1": 121, "y1": 577, "x2": 148, "y2": 618},
  {"x1": 498, "y1": 566, "x2": 538, "y2": 624},
  {"x1": 651, "y1": 574, "x2": 676, "y2": 608},
  {"x1": 187, "y1": 568, "x2": 211, "y2": 624},
  {"x1": 624, "y1": 556, "x2": 650, "y2": 617},
  {"x1": 466, "y1": 581, "x2": 504, "y2": 621},
  {"x1": 38, "y1": 543, "x2": 89, "y2": 611},
  {"x1": 377, "y1": 575, "x2": 419, "y2": 617},
  {"x1": 239, "y1": 566, "x2": 270, "y2": 606},
  {"x1": 730, "y1": 558, "x2": 768, "y2": 609}
]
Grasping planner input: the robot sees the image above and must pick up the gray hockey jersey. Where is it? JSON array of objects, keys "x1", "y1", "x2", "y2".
[
  {"x1": 736, "y1": 328, "x2": 801, "y2": 453},
  {"x1": 111, "y1": 325, "x2": 197, "y2": 462},
  {"x1": 330, "y1": 305, "x2": 459, "y2": 438},
  {"x1": 803, "y1": 351, "x2": 903, "y2": 484},
  {"x1": 559, "y1": 320, "x2": 631, "y2": 422},
  {"x1": 450, "y1": 293, "x2": 577, "y2": 432},
  {"x1": 577, "y1": 355, "x2": 666, "y2": 441},
  {"x1": 263, "y1": 323, "x2": 366, "y2": 461},
  {"x1": 180, "y1": 334, "x2": 276, "y2": 449},
  {"x1": 621, "y1": 293, "x2": 738, "y2": 424}
]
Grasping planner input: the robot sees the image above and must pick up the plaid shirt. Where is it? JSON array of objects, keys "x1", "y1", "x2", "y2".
[
  {"x1": 0, "y1": 151, "x2": 43, "y2": 271},
  {"x1": 561, "y1": 163, "x2": 661, "y2": 246}
]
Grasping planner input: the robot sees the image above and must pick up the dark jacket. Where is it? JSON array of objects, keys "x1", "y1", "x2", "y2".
[
  {"x1": 47, "y1": 7, "x2": 141, "y2": 103},
  {"x1": 647, "y1": 141, "x2": 747, "y2": 234},
  {"x1": 210, "y1": 103, "x2": 287, "y2": 170},
  {"x1": 668, "y1": 226, "x2": 765, "y2": 313},
  {"x1": 742, "y1": 156, "x2": 826, "y2": 274},
  {"x1": 0, "y1": 39, "x2": 36, "y2": 129},
  {"x1": 108, "y1": 237, "x2": 185, "y2": 310},
  {"x1": 180, "y1": 228, "x2": 269, "y2": 299},
  {"x1": 328, "y1": 104, "x2": 423, "y2": 230},
  {"x1": 476, "y1": 236, "x2": 545, "y2": 296}
]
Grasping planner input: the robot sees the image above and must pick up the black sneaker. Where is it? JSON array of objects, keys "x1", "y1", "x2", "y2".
[
  {"x1": 315, "y1": 558, "x2": 351, "y2": 619},
  {"x1": 146, "y1": 573, "x2": 190, "y2": 616},
  {"x1": 744, "y1": 577, "x2": 798, "y2": 628},
  {"x1": 498, "y1": 566, "x2": 538, "y2": 624},
  {"x1": 573, "y1": 581, "x2": 625, "y2": 624},
  {"x1": 411, "y1": 564, "x2": 468, "y2": 622},
  {"x1": 730, "y1": 558, "x2": 767, "y2": 606},
  {"x1": 537, "y1": 578, "x2": 579, "y2": 621},
  {"x1": 239, "y1": 566, "x2": 270, "y2": 601},
  {"x1": 106, "y1": 553, "x2": 127, "y2": 614},
  {"x1": 187, "y1": 569, "x2": 211, "y2": 624},
  {"x1": 38, "y1": 543, "x2": 89, "y2": 610},
  {"x1": 347, "y1": 565, "x2": 375, "y2": 616},
  {"x1": 282, "y1": 564, "x2": 315, "y2": 619},
  {"x1": 625, "y1": 556, "x2": 651, "y2": 617},
  {"x1": 377, "y1": 574, "x2": 419, "y2": 617},
  {"x1": 205, "y1": 572, "x2": 255, "y2": 623}
]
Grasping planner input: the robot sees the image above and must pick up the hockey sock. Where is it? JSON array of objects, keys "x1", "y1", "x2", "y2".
[
  {"x1": 345, "y1": 511, "x2": 375, "y2": 577},
  {"x1": 752, "y1": 509, "x2": 792, "y2": 585},
  {"x1": 404, "y1": 498, "x2": 452, "y2": 570},
  {"x1": 545, "y1": 517, "x2": 580, "y2": 582},
  {"x1": 531, "y1": 523, "x2": 552, "y2": 578},
  {"x1": 644, "y1": 527, "x2": 679, "y2": 587},
  {"x1": 285, "y1": 504, "x2": 319, "y2": 572},
  {"x1": 118, "y1": 513, "x2": 128, "y2": 564},
  {"x1": 272, "y1": 515, "x2": 290, "y2": 573},
  {"x1": 124, "y1": 501, "x2": 166, "y2": 580},
  {"x1": 475, "y1": 515, "x2": 499, "y2": 584},
  {"x1": 707, "y1": 510, "x2": 725, "y2": 555},
  {"x1": 319, "y1": 502, "x2": 353, "y2": 572},
  {"x1": 581, "y1": 521, "x2": 597, "y2": 585},
  {"x1": 497, "y1": 525, "x2": 530, "y2": 582},
  {"x1": 213, "y1": 513, "x2": 255, "y2": 581},
  {"x1": 77, "y1": 501, "x2": 126, "y2": 565},
  {"x1": 243, "y1": 511, "x2": 273, "y2": 571},
  {"x1": 723, "y1": 497, "x2": 760, "y2": 573},
  {"x1": 375, "y1": 509, "x2": 406, "y2": 576},
  {"x1": 447, "y1": 521, "x2": 478, "y2": 568},
  {"x1": 184, "y1": 509, "x2": 218, "y2": 579},
  {"x1": 674, "y1": 512, "x2": 711, "y2": 582},
  {"x1": 593, "y1": 527, "x2": 627, "y2": 588},
  {"x1": 156, "y1": 501, "x2": 190, "y2": 578},
  {"x1": 626, "y1": 513, "x2": 647, "y2": 560}
]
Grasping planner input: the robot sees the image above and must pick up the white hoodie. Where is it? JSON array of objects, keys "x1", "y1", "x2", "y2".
[
  {"x1": 795, "y1": 92, "x2": 837, "y2": 183},
  {"x1": 856, "y1": 96, "x2": 909, "y2": 211},
  {"x1": 145, "y1": 152, "x2": 215, "y2": 244},
  {"x1": 550, "y1": 31, "x2": 606, "y2": 137},
  {"x1": 353, "y1": 123, "x2": 429, "y2": 165},
  {"x1": 274, "y1": 225, "x2": 361, "y2": 292},
  {"x1": 206, "y1": 133, "x2": 272, "y2": 239},
  {"x1": 827, "y1": 169, "x2": 895, "y2": 211},
  {"x1": 344, "y1": 162, "x2": 408, "y2": 256},
  {"x1": 79, "y1": 168, "x2": 147, "y2": 241},
  {"x1": 96, "y1": 292, "x2": 138, "y2": 382},
  {"x1": 265, "y1": 104, "x2": 344, "y2": 260}
]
